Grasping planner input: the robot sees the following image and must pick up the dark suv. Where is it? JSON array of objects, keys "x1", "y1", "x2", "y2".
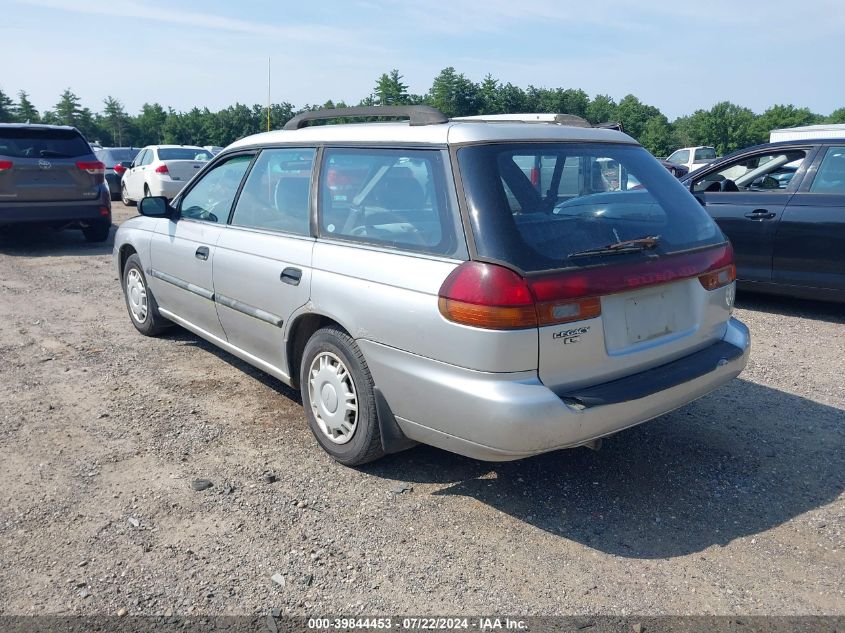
[{"x1": 0, "y1": 123, "x2": 112, "y2": 242}]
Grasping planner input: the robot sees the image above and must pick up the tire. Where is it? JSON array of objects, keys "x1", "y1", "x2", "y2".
[
  {"x1": 300, "y1": 326, "x2": 384, "y2": 466},
  {"x1": 82, "y1": 220, "x2": 111, "y2": 242},
  {"x1": 144, "y1": 184, "x2": 151, "y2": 198},
  {"x1": 122, "y1": 253, "x2": 169, "y2": 336},
  {"x1": 121, "y1": 182, "x2": 135, "y2": 207}
]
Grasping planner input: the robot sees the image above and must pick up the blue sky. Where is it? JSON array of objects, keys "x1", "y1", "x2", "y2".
[{"x1": 3, "y1": 0, "x2": 844, "y2": 120}]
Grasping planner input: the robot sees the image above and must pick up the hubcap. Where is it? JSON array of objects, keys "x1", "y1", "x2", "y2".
[
  {"x1": 125, "y1": 269, "x2": 148, "y2": 324},
  {"x1": 308, "y1": 351, "x2": 358, "y2": 444}
]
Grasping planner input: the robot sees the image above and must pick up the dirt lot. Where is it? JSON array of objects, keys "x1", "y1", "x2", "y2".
[{"x1": 0, "y1": 203, "x2": 843, "y2": 617}]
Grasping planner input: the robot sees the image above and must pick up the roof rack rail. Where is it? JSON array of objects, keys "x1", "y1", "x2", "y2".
[
  {"x1": 283, "y1": 106, "x2": 448, "y2": 130},
  {"x1": 595, "y1": 121, "x2": 624, "y2": 131},
  {"x1": 452, "y1": 113, "x2": 591, "y2": 127}
]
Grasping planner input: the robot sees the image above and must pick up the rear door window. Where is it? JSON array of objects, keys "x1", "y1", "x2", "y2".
[
  {"x1": 318, "y1": 148, "x2": 460, "y2": 256},
  {"x1": 0, "y1": 128, "x2": 91, "y2": 158},
  {"x1": 231, "y1": 148, "x2": 314, "y2": 235},
  {"x1": 809, "y1": 147, "x2": 845, "y2": 193},
  {"x1": 457, "y1": 142, "x2": 723, "y2": 272}
]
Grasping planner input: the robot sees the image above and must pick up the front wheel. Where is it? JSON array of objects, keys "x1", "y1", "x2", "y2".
[
  {"x1": 122, "y1": 254, "x2": 169, "y2": 336},
  {"x1": 300, "y1": 327, "x2": 384, "y2": 466}
]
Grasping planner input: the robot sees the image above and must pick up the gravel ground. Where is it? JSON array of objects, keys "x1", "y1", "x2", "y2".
[{"x1": 0, "y1": 203, "x2": 843, "y2": 617}]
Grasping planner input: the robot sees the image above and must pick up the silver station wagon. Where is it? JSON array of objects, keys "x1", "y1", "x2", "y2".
[{"x1": 114, "y1": 106, "x2": 750, "y2": 466}]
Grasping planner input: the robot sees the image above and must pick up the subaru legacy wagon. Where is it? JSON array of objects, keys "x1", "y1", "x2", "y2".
[{"x1": 114, "y1": 106, "x2": 749, "y2": 465}]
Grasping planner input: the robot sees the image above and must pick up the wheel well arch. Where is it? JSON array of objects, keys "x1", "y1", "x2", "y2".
[
  {"x1": 118, "y1": 244, "x2": 137, "y2": 275},
  {"x1": 286, "y1": 313, "x2": 347, "y2": 389}
]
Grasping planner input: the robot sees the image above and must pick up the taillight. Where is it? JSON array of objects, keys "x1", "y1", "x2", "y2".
[
  {"x1": 76, "y1": 160, "x2": 105, "y2": 183},
  {"x1": 155, "y1": 164, "x2": 169, "y2": 174},
  {"x1": 113, "y1": 164, "x2": 127, "y2": 175},
  {"x1": 697, "y1": 243, "x2": 736, "y2": 290},
  {"x1": 438, "y1": 262, "x2": 537, "y2": 330},
  {"x1": 0, "y1": 160, "x2": 12, "y2": 171},
  {"x1": 439, "y1": 243, "x2": 736, "y2": 330}
]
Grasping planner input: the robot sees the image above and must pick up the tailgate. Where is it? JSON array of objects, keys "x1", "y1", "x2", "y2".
[
  {"x1": 538, "y1": 277, "x2": 732, "y2": 392},
  {"x1": 0, "y1": 157, "x2": 100, "y2": 202},
  {"x1": 163, "y1": 160, "x2": 205, "y2": 183}
]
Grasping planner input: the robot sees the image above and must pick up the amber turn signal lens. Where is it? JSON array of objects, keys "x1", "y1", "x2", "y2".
[
  {"x1": 438, "y1": 298, "x2": 538, "y2": 330},
  {"x1": 698, "y1": 264, "x2": 736, "y2": 291}
]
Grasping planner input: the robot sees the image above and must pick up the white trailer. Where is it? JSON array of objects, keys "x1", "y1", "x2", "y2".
[{"x1": 769, "y1": 123, "x2": 845, "y2": 142}]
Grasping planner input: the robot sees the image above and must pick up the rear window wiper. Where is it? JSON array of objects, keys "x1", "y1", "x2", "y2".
[
  {"x1": 39, "y1": 150, "x2": 74, "y2": 158},
  {"x1": 568, "y1": 235, "x2": 660, "y2": 259}
]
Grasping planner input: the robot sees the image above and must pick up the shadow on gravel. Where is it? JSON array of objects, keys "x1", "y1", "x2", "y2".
[
  {"x1": 0, "y1": 224, "x2": 115, "y2": 257},
  {"x1": 365, "y1": 378, "x2": 845, "y2": 559},
  {"x1": 736, "y1": 292, "x2": 844, "y2": 324},
  {"x1": 159, "y1": 327, "x2": 302, "y2": 404}
]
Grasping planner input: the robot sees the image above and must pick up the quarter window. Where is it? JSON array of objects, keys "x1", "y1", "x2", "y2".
[
  {"x1": 230, "y1": 148, "x2": 314, "y2": 235},
  {"x1": 319, "y1": 148, "x2": 455, "y2": 255},
  {"x1": 179, "y1": 155, "x2": 253, "y2": 224},
  {"x1": 809, "y1": 147, "x2": 845, "y2": 193}
]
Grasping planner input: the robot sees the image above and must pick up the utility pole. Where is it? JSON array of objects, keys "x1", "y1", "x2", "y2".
[{"x1": 267, "y1": 57, "x2": 271, "y2": 132}]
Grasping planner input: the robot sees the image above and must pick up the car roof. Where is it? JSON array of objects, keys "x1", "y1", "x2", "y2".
[
  {"x1": 227, "y1": 120, "x2": 637, "y2": 151},
  {"x1": 0, "y1": 122, "x2": 80, "y2": 132},
  {"x1": 143, "y1": 144, "x2": 207, "y2": 150}
]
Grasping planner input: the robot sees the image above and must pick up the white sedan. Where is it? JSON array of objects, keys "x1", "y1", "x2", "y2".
[{"x1": 120, "y1": 145, "x2": 213, "y2": 204}]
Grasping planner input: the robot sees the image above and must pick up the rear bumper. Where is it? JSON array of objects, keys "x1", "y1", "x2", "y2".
[
  {"x1": 149, "y1": 179, "x2": 186, "y2": 200},
  {"x1": 360, "y1": 317, "x2": 750, "y2": 461},
  {"x1": 0, "y1": 199, "x2": 111, "y2": 226}
]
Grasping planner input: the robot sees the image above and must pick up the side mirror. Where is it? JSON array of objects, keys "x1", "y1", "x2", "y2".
[{"x1": 138, "y1": 196, "x2": 174, "y2": 218}]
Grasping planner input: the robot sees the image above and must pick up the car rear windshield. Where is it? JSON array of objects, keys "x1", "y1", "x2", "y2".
[
  {"x1": 158, "y1": 148, "x2": 212, "y2": 161},
  {"x1": 456, "y1": 142, "x2": 724, "y2": 272},
  {"x1": 694, "y1": 147, "x2": 717, "y2": 162},
  {"x1": 0, "y1": 128, "x2": 92, "y2": 159},
  {"x1": 103, "y1": 148, "x2": 139, "y2": 162}
]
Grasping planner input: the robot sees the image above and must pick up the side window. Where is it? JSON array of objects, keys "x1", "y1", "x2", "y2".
[
  {"x1": 693, "y1": 150, "x2": 808, "y2": 193},
  {"x1": 132, "y1": 150, "x2": 147, "y2": 167},
  {"x1": 179, "y1": 155, "x2": 253, "y2": 224},
  {"x1": 809, "y1": 147, "x2": 845, "y2": 193},
  {"x1": 141, "y1": 150, "x2": 155, "y2": 166},
  {"x1": 319, "y1": 148, "x2": 453, "y2": 254},
  {"x1": 231, "y1": 148, "x2": 314, "y2": 235},
  {"x1": 694, "y1": 147, "x2": 716, "y2": 163},
  {"x1": 668, "y1": 149, "x2": 689, "y2": 165}
]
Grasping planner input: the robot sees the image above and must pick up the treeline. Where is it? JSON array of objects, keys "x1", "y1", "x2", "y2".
[{"x1": 2, "y1": 67, "x2": 844, "y2": 157}]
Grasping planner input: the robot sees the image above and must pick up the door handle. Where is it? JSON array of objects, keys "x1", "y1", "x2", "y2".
[
  {"x1": 195, "y1": 246, "x2": 210, "y2": 261},
  {"x1": 744, "y1": 209, "x2": 777, "y2": 220},
  {"x1": 280, "y1": 267, "x2": 302, "y2": 286}
]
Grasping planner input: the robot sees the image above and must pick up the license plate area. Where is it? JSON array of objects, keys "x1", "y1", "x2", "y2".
[{"x1": 624, "y1": 290, "x2": 677, "y2": 344}]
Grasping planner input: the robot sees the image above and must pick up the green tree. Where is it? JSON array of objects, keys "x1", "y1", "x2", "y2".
[
  {"x1": 14, "y1": 90, "x2": 40, "y2": 123},
  {"x1": 586, "y1": 94, "x2": 617, "y2": 125},
  {"x1": 639, "y1": 114, "x2": 673, "y2": 157},
  {"x1": 615, "y1": 94, "x2": 662, "y2": 140},
  {"x1": 136, "y1": 103, "x2": 168, "y2": 144},
  {"x1": 0, "y1": 88, "x2": 14, "y2": 122},
  {"x1": 103, "y1": 96, "x2": 130, "y2": 145},
  {"x1": 374, "y1": 69, "x2": 409, "y2": 106},
  {"x1": 54, "y1": 88, "x2": 83, "y2": 126},
  {"x1": 827, "y1": 107, "x2": 845, "y2": 123},
  {"x1": 428, "y1": 67, "x2": 478, "y2": 117},
  {"x1": 753, "y1": 104, "x2": 822, "y2": 140},
  {"x1": 477, "y1": 74, "x2": 500, "y2": 114}
]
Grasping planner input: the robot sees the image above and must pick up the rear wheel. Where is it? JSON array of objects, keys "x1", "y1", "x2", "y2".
[
  {"x1": 300, "y1": 327, "x2": 384, "y2": 466},
  {"x1": 121, "y1": 182, "x2": 135, "y2": 206},
  {"x1": 82, "y1": 220, "x2": 111, "y2": 242},
  {"x1": 122, "y1": 254, "x2": 169, "y2": 336},
  {"x1": 144, "y1": 184, "x2": 151, "y2": 198}
]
